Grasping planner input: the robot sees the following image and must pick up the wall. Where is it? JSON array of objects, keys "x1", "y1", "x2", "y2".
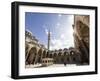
[{"x1": 0, "y1": 0, "x2": 99, "y2": 81}]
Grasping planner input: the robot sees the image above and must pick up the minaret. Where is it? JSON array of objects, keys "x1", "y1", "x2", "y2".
[{"x1": 47, "y1": 30, "x2": 50, "y2": 53}]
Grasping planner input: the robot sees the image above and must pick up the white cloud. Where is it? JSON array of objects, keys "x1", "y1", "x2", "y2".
[
  {"x1": 60, "y1": 34, "x2": 65, "y2": 39},
  {"x1": 50, "y1": 39, "x2": 62, "y2": 50},
  {"x1": 50, "y1": 36, "x2": 74, "y2": 50},
  {"x1": 45, "y1": 28, "x2": 48, "y2": 35},
  {"x1": 50, "y1": 40, "x2": 71, "y2": 50},
  {"x1": 58, "y1": 14, "x2": 62, "y2": 17},
  {"x1": 55, "y1": 23, "x2": 60, "y2": 29},
  {"x1": 43, "y1": 25, "x2": 52, "y2": 36},
  {"x1": 43, "y1": 25, "x2": 48, "y2": 35},
  {"x1": 43, "y1": 15, "x2": 74, "y2": 50},
  {"x1": 50, "y1": 15, "x2": 74, "y2": 50},
  {"x1": 50, "y1": 31, "x2": 52, "y2": 35},
  {"x1": 57, "y1": 23, "x2": 60, "y2": 26}
]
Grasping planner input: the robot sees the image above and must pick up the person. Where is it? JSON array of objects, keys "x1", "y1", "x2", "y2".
[{"x1": 64, "y1": 62, "x2": 66, "y2": 66}]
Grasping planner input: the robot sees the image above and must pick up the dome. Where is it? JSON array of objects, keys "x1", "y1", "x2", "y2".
[
  {"x1": 25, "y1": 29, "x2": 33, "y2": 36},
  {"x1": 63, "y1": 48, "x2": 68, "y2": 51}
]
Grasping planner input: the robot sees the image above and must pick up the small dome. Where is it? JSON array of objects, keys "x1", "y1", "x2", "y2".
[
  {"x1": 64, "y1": 48, "x2": 68, "y2": 51},
  {"x1": 25, "y1": 29, "x2": 33, "y2": 36},
  {"x1": 59, "y1": 49, "x2": 62, "y2": 51}
]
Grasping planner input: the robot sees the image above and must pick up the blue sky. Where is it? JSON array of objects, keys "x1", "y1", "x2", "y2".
[{"x1": 25, "y1": 12, "x2": 74, "y2": 50}]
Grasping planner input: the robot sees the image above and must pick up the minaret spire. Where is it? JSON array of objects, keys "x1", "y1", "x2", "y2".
[{"x1": 47, "y1": 29, "x2": 50, "y2": 53}]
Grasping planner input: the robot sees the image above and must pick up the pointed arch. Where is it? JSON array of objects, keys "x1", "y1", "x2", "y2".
[
  {"x1": 37, "y1": 49, "x2": 43, "y2": 63},
  {"x1": 43, "y1": 50, "x2": 46, "y2": 58},
  {"x1": 26, "y1": 47, "x2": 37, "y2": 64}
]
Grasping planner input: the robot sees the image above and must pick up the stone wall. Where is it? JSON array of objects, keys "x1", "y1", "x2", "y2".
[{"x1": 73, "y1": 15, "x2": 89, "y2": 64}]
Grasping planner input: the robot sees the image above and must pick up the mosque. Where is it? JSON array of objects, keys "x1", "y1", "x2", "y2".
[{"x1": 25, "y1": 15, "x2": 89, "y2": 67}]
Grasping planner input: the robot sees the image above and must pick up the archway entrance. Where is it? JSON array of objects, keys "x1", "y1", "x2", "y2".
[
  {"x1": 37, "y1": 49, "x2": 42, "y2": 63},
  {"x1": 43, "y1": 50, "x2": 46, "y2": 58},
  {"x1": 26, "y1": 47, "x2": 37, "y2": 65}
]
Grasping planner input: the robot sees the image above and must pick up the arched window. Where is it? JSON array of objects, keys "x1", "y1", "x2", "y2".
[
  {"x1": 70, "y1": 51, "x2": 74, "y2": 55},
  {"x1": 58, "y1": 52, "x2": 61, "y2": 56},
  {"x1": 54, "y1": 53, "x2": 57, "y2": 57}
]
